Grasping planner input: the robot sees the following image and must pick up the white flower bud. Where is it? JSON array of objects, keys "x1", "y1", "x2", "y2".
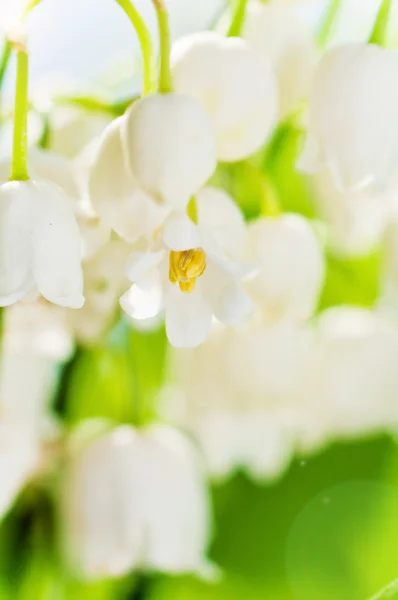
[
  {"x1": 171, "y1": 32, "x2": 278, "y2": 162},
  {"x1": 122, "y1": 94, "x2": 217, "y2": 210}
]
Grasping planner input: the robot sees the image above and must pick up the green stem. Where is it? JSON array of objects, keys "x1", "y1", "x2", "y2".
[
  {"x1": 152, "y1": 0, "x2": 173, "y2": 93},
  {"x1": 227, "y1": 0, "x2": 249, "y2": 37},
  {"x1": 369, "y1": 0, "x2": 392, "y2": 46},
  {"x1": 317, "y1": 0, "x2": 343, "y2": 47},
  {"x1": 21, "y1": 0, "x2": 44, "y2": 17},
  {"x1": 10, "y1": 48, "x2": 29, "y2": 181},
  {"x1": 114, "y1": 0, "x2": 156, "y2": 95}
]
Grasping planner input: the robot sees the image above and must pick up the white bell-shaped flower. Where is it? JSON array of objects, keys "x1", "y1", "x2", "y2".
[
  {"x1": 298, "y1": 43, "x2": 398, "y2": 192},
  {"x1": 244, "y1": 214, "x2": 324, "y2": 323},
  {"x1": 297, "y1": 307, "x2": 398, "y2": 442},
  {"x1": 89, "y1": 117, "x2": 168, "y2": 243},
  {"x1": 122, "y1": 94, "x2": 217, "y2": 210},
  {"x1": 164, "y1": 321, "x2": 314, "y2": 480},
  {"x1": 242, "y1": 0, "x2": 316, "y2": 117},
  {"x1": 121, "y1": 187, "x2": 254, "y2": 347},
  {"x1": 312, "y1": 169, "x2": 395, "y2": 257},
  {"x1": 171, "y1": 32, "x2": 278, "y2": 162},
  {"x1": 63, "y1": 424, "x2": 212, "y2": 578},
  {"x1": 0, "y1": 180, "x2": 84, "y2": 308}
]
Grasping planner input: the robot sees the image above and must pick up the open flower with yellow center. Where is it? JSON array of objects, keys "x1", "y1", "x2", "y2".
[{"x1": 121, "y1": 187, "x2": 254, "y2": 348}]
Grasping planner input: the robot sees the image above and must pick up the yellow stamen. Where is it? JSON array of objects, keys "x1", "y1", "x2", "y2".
[{"x1": 169, "y1": 248, "x2": 206, "y2": 293}]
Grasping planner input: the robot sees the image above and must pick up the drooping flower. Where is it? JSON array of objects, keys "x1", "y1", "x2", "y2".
[
  {"x1": 121, "y1": 187, "x2": 254, "y2": 347},
  {"x1": 298, "y1": 43, "x2": 398, "y2": 193},
  {"x1": 0, "y1": 180, "x2": 84, "y2": 308},
  {"x1": 163, "y1": 320, "x2": 315, "y2": 480},
  {"x1": 242, "y1": 0, "x2": 316, "y2": 117},
  {"x1": 244, "y1": 214, "x2": 325, "y2": 323},
  {"x1": 294, "y1": 307, "x2": 398, "y2": 447},
  {"x1": 63, "y1": 424, "x2": 213, "y2": 578},
  {"x1": 171, "y1": 31, "x2": 278, "y2": 162},
  {"x1": 88, "y1": 117, "x2": 168, "y2": 244},
  {"x1": 122, "y1": 93, "x2": 217, "y2": 210}
]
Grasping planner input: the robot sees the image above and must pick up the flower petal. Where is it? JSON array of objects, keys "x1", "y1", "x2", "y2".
[
  {"x1": 0, "y1": 181, "x2": 35, "y2": 306},
  {"x1": 202, "y1": 263, "x2": 254, "y2": 326},
  {"x1": 126, "y1": 250, "x2": 165, "y2": 282},
  {"x1": 162, "y1": 212, "x2": 200, "y2": 251},
  {"x1": 89, "y1": 118, "x2": 166, "y2": 243},
  {"x1": 165, "y1": 283, "x2": 212, "y2": 348},
  {"x1": 32, "y1": 181, "x2": 84, "y2": 308}
]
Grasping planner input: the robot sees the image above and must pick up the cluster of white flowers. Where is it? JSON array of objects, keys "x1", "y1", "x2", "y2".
[{"x1": 1, "y1": 0, "x2": 398, "y2": 585}]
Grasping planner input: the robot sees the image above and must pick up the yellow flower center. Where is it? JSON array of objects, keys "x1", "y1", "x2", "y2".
[{"x1": 169, "y1": 248, "x2": 207, "y2": 293}]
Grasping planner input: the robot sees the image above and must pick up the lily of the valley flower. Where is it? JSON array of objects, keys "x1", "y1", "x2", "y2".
[
  {"x1": 171, "y1": 32, "x2": 278, "y2": 162},
  {"x1": 122, "y1": 93, "x2": 217, "y2": 210},
  {"x1": 244, "y1": 214, "x2": 325, "y2": 323},
  {"x1": 0, "y1": 180, "x2": 84, "y2": 308},
  {"x1": 121, "y1": 187, "x2": 254, "y2": 347},
  {"x1": 89, "y1": 117, "x2": 168, "y2": 243},
  {"x1": 242, "y1": 0, "x2": 316, "y2": 117},
  {"x1": 298, "y1": 43, "x2": 398, "y2": 193},
  {"x1": 63, "y1": 424, "x2": 213, "y2": 579}
]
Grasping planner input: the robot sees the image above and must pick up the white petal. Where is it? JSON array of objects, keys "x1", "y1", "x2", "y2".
[
  {"x1": 165, "y1": 283, "x2": 212, "y2": 348},
  {"x1": 126, "y1": 250, "x2": 165, "y2": 282},
  {"x1": 0, "y1": 181, "x2": 35, "y2": 306},
  {"x1": 196, "y1": 186, "x2": 245, "y2": 256},
  {"x1": 162, "y1": 212, "x2": 200, "y2": 250},
  {"x1": 32, "y1": 181, "x2": 84, "y2": 308},
  {"x1": 89, "y1": 117, "x2": 166, "y2": 243},
  {"x1": 123, "y1": 94, "x2": 217, "y2": 209},
  {"x1": 172, "y1": 32, "x2": 278, "y2": 162},
  {"x1": 202, "y1": 262, "x2": 254, "y2": 326},
  {"x1": 29, "y1": 148, "x2": 80, "y2": 201},
  {"x1": 120, "y1": 274, "x2": 163, "y2": 321}
]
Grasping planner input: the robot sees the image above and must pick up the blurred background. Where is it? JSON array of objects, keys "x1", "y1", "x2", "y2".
[{"x1": 1, "y1": 1, "x2": 398, "y2": 599}]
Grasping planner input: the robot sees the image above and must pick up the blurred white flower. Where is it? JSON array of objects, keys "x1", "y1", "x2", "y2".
[
  {"x1": 122, "y1": 93, "x2": 217, "y2": 210},
  {"x1": 312, "y1": 169, "x2": 396, "y2": 257},
  {"x1": 63, "y1": 424, "x2": 213, "y2": 579},
  {"x1": 67, "y1": 238, "x2": 130, "y2": 345},
  {"x1": 295, "y1": 307, "x2": 398, "y2": 446},
  {"x1": 0, "y1": 180, "x2": 84, "y2": 308},
  {"x1": 243, "y1": 0, "x2": 317, "y2": 117},
  {"x1": 171, "y1": 31, "x2": 278, "y2": 161},
  {"x1": 298, "y1": 43, "x2": 398, "y2": 193},
  {"x1": 121, "y1": 187, "x2": 254, "y2": 348},
  {"x1": 88, "y1": 117, "x2": 168, "y2": 244},
  {"x1": 48, "y1": 105, "x2": 113, "y2": 159},
  {"x1": 244, "y1": 214, "x2": 324, "y2": 323},
  {"x1": 164, "y1": 321, "x2": 314, "y2": 480}
]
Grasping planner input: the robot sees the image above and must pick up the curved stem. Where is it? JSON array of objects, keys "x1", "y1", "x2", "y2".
[
  {"x1": 152, "y1": 0, "x2": 173, "y2": 93},
  {"x1": 317, "y1": 0, "x2": 342, "y2": 47},
  {"x1": 369, "y1": 0, "x2": 392, "y2": 46},
  {"x1": 114, "y1": 0, "x2": 156, "y2": 95},
  {"x1": 227, "y1": 0, "x2": 249, "y2": 37},
  {"x1": 10, "y1": 46, "x2": 29, "y2": 181}
]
